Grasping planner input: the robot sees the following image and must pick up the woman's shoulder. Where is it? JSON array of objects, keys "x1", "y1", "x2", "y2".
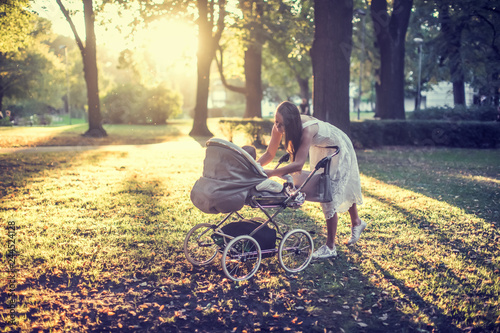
[
  {"x1": 301, "y1": 117, "x2": 319, "y2": 138},
  {"x1": 301, "y1": 116, "x2": 319, "y2": 127}
]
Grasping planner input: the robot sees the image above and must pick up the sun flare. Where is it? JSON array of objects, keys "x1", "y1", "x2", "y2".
[{"x1": 136, "y1": 19, "x2": 198, "y2": 69}]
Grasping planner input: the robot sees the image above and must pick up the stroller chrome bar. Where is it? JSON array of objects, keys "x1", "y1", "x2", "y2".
[{"x1": 287, "y1": 145, "x2": 340, "y2": 200}]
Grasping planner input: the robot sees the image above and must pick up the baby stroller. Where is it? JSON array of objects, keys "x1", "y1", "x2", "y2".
[{"x1": 185, "y1": 138, "x2": 339, "y2": 281}]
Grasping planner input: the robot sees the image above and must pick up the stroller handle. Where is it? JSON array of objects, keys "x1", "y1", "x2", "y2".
[
  {"x1": 274, "y1": 153, "x2": 290, "y2": 169},
  {"x1": 290, "y1": 146, "x2": 340, "y2": 198}
]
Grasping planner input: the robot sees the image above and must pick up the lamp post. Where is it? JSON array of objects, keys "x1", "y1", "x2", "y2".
[
  {"x1": 414, "y1": 37, "x2": 423, "y2": 111},
  {"x1": 60, "y1": 45, "x2": 71, "y2": 125},
  {"x1": 355, "y1": 9, "x2": 366, "y2": 120}
]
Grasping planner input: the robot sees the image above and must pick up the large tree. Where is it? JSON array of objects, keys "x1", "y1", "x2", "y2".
[
  {"x1": 190, "y1": 0, "x2": 226, "y2": 137},
  {"x1": 56, "y1": 0, "x2": 107, "y2": 137},
  {"x1": 311, "y1": 0, "x2": 353, "y2": 134},
  {"x1": 370, "y1": 0, "x2": 413, "y2": 120}
]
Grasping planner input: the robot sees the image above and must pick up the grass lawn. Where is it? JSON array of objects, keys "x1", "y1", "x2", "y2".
[{"x1": 1, "y1": 122, "x2": 499, "y2": 332}]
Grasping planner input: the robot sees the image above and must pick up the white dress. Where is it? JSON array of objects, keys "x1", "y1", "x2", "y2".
[{"x1": 303, "y1": 119, "x2": 363, "y2": 219}]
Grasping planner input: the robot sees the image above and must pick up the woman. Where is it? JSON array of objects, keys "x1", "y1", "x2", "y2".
[{"x1": 257, "y1": 101, "x2": 365, "y2": 259}]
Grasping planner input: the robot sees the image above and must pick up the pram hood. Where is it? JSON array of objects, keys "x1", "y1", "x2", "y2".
[{"x1": 191, "y1": 138, "x2": 271, "y2": 214}]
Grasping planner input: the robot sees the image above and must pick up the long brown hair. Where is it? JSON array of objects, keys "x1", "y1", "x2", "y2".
[{"x1": 276, "y1": 101, "x2": 302, "y2": 161}]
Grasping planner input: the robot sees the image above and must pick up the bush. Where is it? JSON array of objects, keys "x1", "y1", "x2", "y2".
[
  {"x1": 102, "y1": 84, "x2": 182, "y2": 125},
  {"x1": 5, "y1": 100, "x2": 56, "y2": 120},
  {"x1": 218, "y1": 118, "x2": 500, "y2": 149},
  {"x1": 219, "y1": 118, "x2": 273, "y2": 147},
  {"x1": 351, "y1": 120, "x2": 500, "y2": 149},
  {"x1": 0, "y1": 116, "x2": 12, "y2": 127},
  {"x1": 409, "y1": 105, "x2": 497, "y2": 122},
  {"x1": 102, "y1": 84, "x2": 141, "y2": 124},
  {"x1": 140, "y1": 85, "x2": 182, "y2": 125}
]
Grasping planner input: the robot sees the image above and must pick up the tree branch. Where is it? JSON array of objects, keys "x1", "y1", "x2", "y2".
[
  {"x1": 55, "y1": 0, "x2": 85, "y2": 54},
  {"x1": 215, "y1": 46, "x2": 246, "y2": 94}
]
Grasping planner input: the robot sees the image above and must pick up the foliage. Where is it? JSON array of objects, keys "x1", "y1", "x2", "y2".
[
  {"x1": 0, "y1": 16, "x2": 64, "y2": 112},
  {"x1": 102, "y1": 83, "x2": 142, "y2": 124},
  {"x1": 408, "y1": 106, "x2": 498, "y2": 122},
  {"x1": 262, "y1": 0, "x2": 314, "y2": 101},
  {"x1": 140, "y1": 84, "x2": 183, "y2": 125},
  {"x1": 409, "y1": 0, "x2": 500, "y2": 104},
  {"x1": 102, "y1": 83, "x2": 182, "y2": 125},
  {"x1": 0, "y1": 0, "x2": 33, "y2": 53},
  {"x1": 351, "y1": 119, "x2": 500, "y2": 149},
  {"x1": 4, "y1": 100, "x2": 56, "y2": 119},
  {"x1": 0, "y1": 116, "x2": 12, "y2": 127}
]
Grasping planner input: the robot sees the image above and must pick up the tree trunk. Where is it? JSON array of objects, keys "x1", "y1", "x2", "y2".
[
  {"x1": 0, "y1": 88, "x2": 3, "y2": 113},
  {"x1": 82, "y1": 0, "x2": 106, "y2": 137},
  {"x1": 190, "y1": 0, "x2": 225, "y2": 137},
  {"x1": 297, "y1": 76, "x2": 309, "y2": 101},
  {"x1": 56, "y1": 0, "x2": 106, "y2": 137},
  {"x1": 311, "y1": 0, "x2": 353, "y2": 135},
  {"x1": 370, "y1": 0, "x2": 412, "y2": 120},
  {"x1": 438, "y1": 1, "x2": 466, "y2": 106},
  {"x1": 243, "y1": 42, "x2": 263, "y2": 118},
  {"x1": 191, "y1": 44, "x2": 213, "y2": 137}
]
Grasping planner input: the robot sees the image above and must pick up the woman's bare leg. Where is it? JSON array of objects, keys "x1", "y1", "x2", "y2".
[
  {"x1": 348, "y1": 203, "x2": 362, "y2": 227},
  {"x1": 326, "y1": 213, "x2": 338, "y2": 249},
  {"x1": 347, "y1": 203, "x2": 366, "y2": 245}
]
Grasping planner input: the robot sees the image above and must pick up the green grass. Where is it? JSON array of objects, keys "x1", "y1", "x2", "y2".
[{"x1": 0, "y1": 123, "x2": 499, "y2": 332}]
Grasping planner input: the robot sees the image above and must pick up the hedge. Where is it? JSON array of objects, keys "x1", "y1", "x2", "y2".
[
  {"x1": 219, "y1": 118, "x2": 274, "y2": 147},
  {"x1": 219, "y1": 118, "x2": 500, "y2": 149},
  {"x1": 351, "y1": 120, "x2": 500, "y2": 149}
]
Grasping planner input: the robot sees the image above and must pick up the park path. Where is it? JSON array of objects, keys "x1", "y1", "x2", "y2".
[{"x1": 0, "y1": 139, "x2": 206, "y2": 154}]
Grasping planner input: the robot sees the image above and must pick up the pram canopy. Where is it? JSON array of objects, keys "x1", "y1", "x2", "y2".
[{"x1": 191, "y1": 138, "x2": 282, "y2": 214}]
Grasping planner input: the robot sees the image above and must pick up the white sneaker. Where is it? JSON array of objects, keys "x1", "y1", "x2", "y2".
[
  {"x1": 312, "y1": 244, "x2": 337, "y2": 259},
  {"x1": 347, "y1": 220, "x2": 367, "y2": 245}
]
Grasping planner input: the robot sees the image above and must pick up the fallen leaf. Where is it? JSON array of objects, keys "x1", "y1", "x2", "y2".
[{"x1": 379, "y1": 313, "x2": 388, "y2": 321}]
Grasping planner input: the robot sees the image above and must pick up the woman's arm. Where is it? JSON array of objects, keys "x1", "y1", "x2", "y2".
[
  {"x1": 257, "y1": 124, "x2": 281, "y2": 167},
  {"x1": 265, "y1": 125, "x2": 315, "y2": 178}
]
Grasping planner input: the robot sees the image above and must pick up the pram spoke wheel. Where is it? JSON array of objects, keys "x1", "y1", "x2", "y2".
[
  {"x1": 184, "y1": 223, "x2": 218, "y2": 266},
  {"x1": 278, "y1": 229, "x2": 314, "y2": 273},
  {"x1": 222, "y1": 235, "x2": 262, "y2": 282}
]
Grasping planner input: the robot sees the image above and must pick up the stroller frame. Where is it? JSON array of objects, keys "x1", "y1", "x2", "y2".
[{"x1": 184, "y1": 145, "x2": 340, "y2": 282}]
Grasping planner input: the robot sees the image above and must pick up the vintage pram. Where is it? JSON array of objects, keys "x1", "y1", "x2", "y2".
[{"x1": 185, "y1": 138, "x2": 339, "y2": 281}]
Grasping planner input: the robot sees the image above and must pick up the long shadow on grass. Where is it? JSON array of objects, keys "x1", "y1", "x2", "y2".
[
  {"x1": 0, "y1": 150, "x2": 134, "y2": 331},
  {"x1": 362, "y1": 189, "x2": 499, "y2": 330},
  {"x1": 366, "y1": 254, "x2": 461, "y2": 332},
  {"x1": 357, "y1": 149, "x2": 500, "y2": 223},
  {"x1": 363, "y1": 189, "x2": 499, "y2": 274},
  {"x1": 0, "y1": 150, "x2": 122, "y2": 199}
]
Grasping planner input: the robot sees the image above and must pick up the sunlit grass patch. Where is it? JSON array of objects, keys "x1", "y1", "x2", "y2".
[{"x1": 0, "y1": 118, "x2": 225, "y2": 148}]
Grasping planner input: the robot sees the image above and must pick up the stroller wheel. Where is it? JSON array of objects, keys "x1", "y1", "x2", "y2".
[
  {"x1": 184, "y1": 223, "x2": 218, "y2": 266},
  {"x1": 222, "y1": 235, "x2": 262, "y2": 282},
  {"x1": 278, "y1": 229, "x2": 314, "y2": 273}
]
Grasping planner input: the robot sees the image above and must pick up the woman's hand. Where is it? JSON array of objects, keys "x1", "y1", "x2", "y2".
[{"x1": 264, "y1": 169, "x2": 277, "y2": 178}]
